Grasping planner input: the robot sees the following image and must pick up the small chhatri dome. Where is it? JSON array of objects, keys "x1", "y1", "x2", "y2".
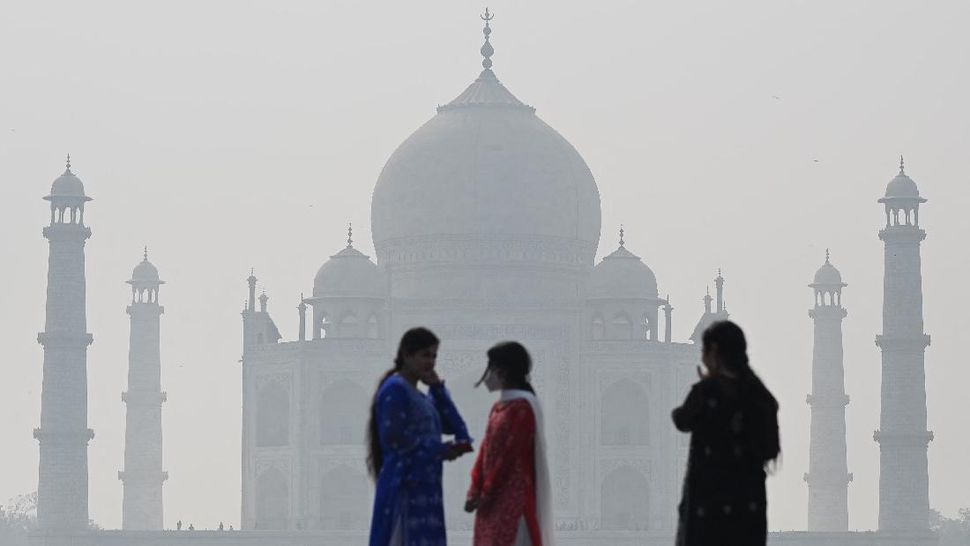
[
  {"x1": 883, "y1": 155, "x2": 922, "y2": 199},
  {"x1": 128, "y1": 247, "x2": 164, "y2": 285},
  {"x1": 313, "y1": 227, "x2": 384, "y2": 299},
  {"x1": 588, "y1": 227, "x2": 659, "y2": 300},
  {"x1": 45, "y1": 154, "x2": 92, "y2": 202},
  {"x1": 811, "y1": 249, "x2": 846, "y2": 287}
]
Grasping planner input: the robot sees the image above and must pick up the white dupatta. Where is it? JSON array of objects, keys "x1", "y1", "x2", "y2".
[{"x1": 500, "y1": 389, "x2": 555, "y2": 546}]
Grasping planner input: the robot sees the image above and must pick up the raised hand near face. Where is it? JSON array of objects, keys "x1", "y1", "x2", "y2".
[{"x1": 421, "y1": 368, "x2": 443, "y2": 387}]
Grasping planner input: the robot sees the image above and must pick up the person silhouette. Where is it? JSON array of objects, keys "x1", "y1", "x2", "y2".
[
  {"x1": 672, "y1": 321, "x2": 780, "y2": 546},
  {"x1": 176, "y1": 520, "x2": 182, "y2": 531},
  {"x1": 367, "y1": 327, "x2": 474, "y2": 546},
  {"x1": 465, "y1": 341, "x2": 555, "y2": 546}
]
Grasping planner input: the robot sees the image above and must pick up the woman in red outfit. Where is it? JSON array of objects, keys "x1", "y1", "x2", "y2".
[{"x1": 464, "y1": 342, "x2": 554, "y2": 546}]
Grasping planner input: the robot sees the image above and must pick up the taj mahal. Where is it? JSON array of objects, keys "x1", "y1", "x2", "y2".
[{"x1": 26, "y1": 13, "x2": 939, "y2": 546}]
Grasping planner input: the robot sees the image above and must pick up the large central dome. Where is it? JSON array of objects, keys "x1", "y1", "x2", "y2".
[{"x1": 371, "y1": 42, "x2": 601, "y2": 270}]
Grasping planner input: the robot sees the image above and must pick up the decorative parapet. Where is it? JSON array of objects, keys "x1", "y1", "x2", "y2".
[{"x1": 375, "y1": 235, "x2": 596, "y2": 268}]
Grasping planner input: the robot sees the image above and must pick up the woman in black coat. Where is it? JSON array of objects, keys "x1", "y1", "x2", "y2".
[{"x1": 673, "y1": 321, "x2": 780, "y2": 546}]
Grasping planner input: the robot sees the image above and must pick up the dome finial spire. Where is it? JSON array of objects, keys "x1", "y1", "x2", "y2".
[
  {"x1": 143, "y1": 245, "x2": 149, "y2": 261},
  {"x1": 825, "y1": 248, "x2": 830, "y2": 264},
  {"x1": 347, "y1": 222, "x2": 354, "y2": 248},
  {"x1": 480, "y1": 8, "x2": 495, "y2": 71},
  {"x1": 619, "y1": 224, "x2": 625, "y2": 247},
  {"x1": 899, "y1": 155, "x2": 905, "y2": 174},
  {"x1": 65, "y1": 153, "x2": 72, "y2": 172}
]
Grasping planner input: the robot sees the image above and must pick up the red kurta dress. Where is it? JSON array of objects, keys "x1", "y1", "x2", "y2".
[{"x1": 468, "y1": 398, "x2": 541, "y2": 546}]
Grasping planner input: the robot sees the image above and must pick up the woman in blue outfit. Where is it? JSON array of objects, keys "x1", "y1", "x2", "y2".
[{"x1": 367, "y1": 327, "x2": 474, "y2": 546}]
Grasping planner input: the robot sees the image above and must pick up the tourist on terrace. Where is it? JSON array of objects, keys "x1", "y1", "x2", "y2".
[
  {"x1": 465, "y1": 341, "x2": 554, "y2": 546},
  {"x1": 673, "y1": 321, "x2": 780, "y2": 546},
  {"x1": 367, "y1": 327, "x2": 474, "y2": 546}
]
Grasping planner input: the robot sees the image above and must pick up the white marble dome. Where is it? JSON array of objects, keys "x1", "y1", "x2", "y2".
[
  {"x1": 588, "y1": 243, "x2": 659, "y2": 300},
  {"x1": 812, "y1": 251, "x2": 845, "y2": 287},
  {"x1": 313, "y1": 245, "x2": 385, "y2": 299},
  {"x1": 885, "y1": 170, "x2": 920, "y2": 199},
  {"x1": 45, "y1": 158, "x2": 90, "y2": 202},
  {"x1": 51, "y1": 171, "x2": 86, "y2": 198},
  {"x1": 813, "y1": 261, "x2": 843, "y2": 286},
  {"x1": 131, "y1": 259, "x2": 161, "y2": 283},
  {"x1": 370, "y1": 68, "x2": 602, "y2": 265}
]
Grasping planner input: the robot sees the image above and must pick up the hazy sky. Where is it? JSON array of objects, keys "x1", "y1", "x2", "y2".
[{"x1": 1, "y1": 0, "x2": 968, "y2": 532}]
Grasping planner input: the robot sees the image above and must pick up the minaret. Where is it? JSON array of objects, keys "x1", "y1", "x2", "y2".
[
  {"x1": 243, "y1": 269, "x2": 258, "y2": 349},
  {"x1": 35, "y1": 155, "x2": 95, "y2": 530},
  {"x1": 119, "y1": 248, "x2": 168, "y2": 530},
  {"x1": 715, "y1": 269, "x2": 725, "y2": 313},
  {"x1": 874, "y1": 157, "x2": 933, "y2": 532},
  {"x1": 298, "y1": 294, "x2": 307, "y2": 342},
  {"x1": 805, "y1": 250, "x2": 852, "y2": 531},
  {"x1": 663, "y1": 294, "x2": 673, "y2": 343}
]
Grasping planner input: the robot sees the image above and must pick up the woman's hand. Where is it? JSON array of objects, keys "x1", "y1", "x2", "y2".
[
  {"x1": 421, "y1": 369, "x2": 443, "y2": 387},
  {"x1": 464, "y1": 493, "x2": 481, "y2": 513},
  {"x1": 442, "y1": 441, "x2": 473, "y2": 461}
]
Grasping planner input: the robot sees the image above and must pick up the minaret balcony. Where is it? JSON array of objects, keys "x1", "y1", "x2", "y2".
[
  {"x1": 42, "y1": 223, "x2": 92, "y2": 241},
  {"x1": 32, "y1": 427, "x2": 95, "y2": 444},
  {"x1": 806, "y1": 393, "x2": 850, "y2": 407},
  {"x1": 118, "y1": 470, "x2": 168, "y2": 483},
  {"x1": 803, "y1": 471, "x2": 853, "y2": 485},
  {"x1": 874, "y1": 334, "x2": 931, "y2": 350},
  {"x1": 873, "y1": 430, "x2": 934, "y2": 447},
  {"x1": 878, "y1": 226, "x2": 926, "y2": 243},
  {"x1": 37, "y1": 332, "x2": 94, "y2": 348},
  {"x1": 121, "y1": 391, "x2": 167, "y2": 405}
]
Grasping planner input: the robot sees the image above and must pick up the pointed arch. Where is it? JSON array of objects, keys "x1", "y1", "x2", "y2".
[
  {"x1": 601, "y1": 380, "x2": 649, "y2": 445},
  {"x1": 320, "y1": 380, "x2": 368, "y2": 445},
  {"x1": 610, "y1": 313, "x2": 633, "y2": 340},
  {"x1": 365, "y1": 314, "x2": 379, "y2": 339},
  {"x1": 256, "y1": 382, "x2": 289, "y2": 447},
  {"x1": 338, "y1": 312, "x2": 358, "y2": 338},
  {"x1": 601, "y1": 466, "x2": 649, "y2": 530},
  {"x1": 641, "y1": 313, "x2": 652, "y2": 341},
  {"x1": 591, "y1": 314, "x2": 605, "y2": 340},
  {"x1": 255, "y1": 467, "x2": 289, "y2": 530},
  {"x1": 319, "y1": 465, "x2": 369, "y2": 529}
]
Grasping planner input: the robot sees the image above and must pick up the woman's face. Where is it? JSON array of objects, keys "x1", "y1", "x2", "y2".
[
  {"x1": 483, "y1": 366, "x2": 504, "y2": 392},
  {"x1": 401, "y1": 344, "x2": 438, "y2": 380},
  {"x1": 702, "y1": 342, "x2": 719, "y2": 374}
]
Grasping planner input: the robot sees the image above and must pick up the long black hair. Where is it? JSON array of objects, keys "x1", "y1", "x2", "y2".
[
  {"x1": 366, "y1": 327, "x2": 440, "y2": 480},
  {"x1": 701, "y1": 320, "x2": 781, "y2": 465},
  {"x1": 476, "y1": 341, "x2": 536, "y2": 394}
]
